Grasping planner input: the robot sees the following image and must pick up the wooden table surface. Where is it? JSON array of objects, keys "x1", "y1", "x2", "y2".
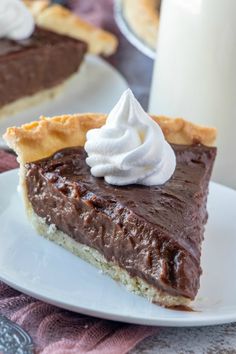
[{"x1": 131, "y1": 323, "x2": 236, "y2": 353}]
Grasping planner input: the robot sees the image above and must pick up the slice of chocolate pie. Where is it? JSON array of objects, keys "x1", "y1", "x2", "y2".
[
  {"x1": 0, "y1": 1, "x2": 118, "y2": 119},
  {"x1": 0, "y1": 27, "x2": 87, "y2": 118},
  {"x1": 3, "y1": 92, "x2": 216, "y2": 307}
]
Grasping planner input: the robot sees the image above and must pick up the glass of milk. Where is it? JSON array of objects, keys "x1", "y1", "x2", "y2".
[{"x1": 149, "y1": 0, "x2": 236, "y2": 189}]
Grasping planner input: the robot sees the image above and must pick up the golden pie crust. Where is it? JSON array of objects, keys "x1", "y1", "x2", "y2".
[
  {"x1": 25, "y1": 1, "x2": 118, "y2": 56},
  {"x1": 122, "y1": 0, "x2": 161, "y2": 50},
  {"x1": 24, "y1": 0, "x2": 49, "y2": 17},
  {"x1": 4, "y1": 113, "x2": 216, "y2": 164}
]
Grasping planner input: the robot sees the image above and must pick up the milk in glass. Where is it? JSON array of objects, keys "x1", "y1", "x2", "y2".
[{"x1": 149, "y1": 0, "x2": 236, "y2": 188}]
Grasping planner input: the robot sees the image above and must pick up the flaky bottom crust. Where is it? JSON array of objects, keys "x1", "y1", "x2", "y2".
[{"x1": 27, "y1": 203, "x2": 190, "y2": 308}]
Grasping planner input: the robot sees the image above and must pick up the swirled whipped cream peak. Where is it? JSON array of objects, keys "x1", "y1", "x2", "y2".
[
  {"x1": 0, "y1": 0, "x2": 35, "y2": 40},
  {"x1": 85, "y1": 89, "x2": 176, "y2": 186}
]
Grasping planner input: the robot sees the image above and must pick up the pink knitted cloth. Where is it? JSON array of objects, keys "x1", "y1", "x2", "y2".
[
  {"x1": 0, "y1": 150, "x2": 18, "y2": 173},
  {"x1": 0, "y1": 151, "x2": 157, "y2": 353}
]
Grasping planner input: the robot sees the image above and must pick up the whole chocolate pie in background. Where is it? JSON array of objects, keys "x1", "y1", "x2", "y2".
[{"x1": 3, "y1": 89, "x2": 217, "y2": 308}]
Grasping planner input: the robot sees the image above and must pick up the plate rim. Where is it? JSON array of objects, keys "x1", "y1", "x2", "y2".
[
  {"x1": 1, "y1": 272, "x2": 236, "y2": 328},
  {"x1": 0, "y1": 169, "x2": 236, "y2": 327}
]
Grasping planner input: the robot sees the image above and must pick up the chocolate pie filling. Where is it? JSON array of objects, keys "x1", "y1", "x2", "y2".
[
  {"x1": 0, "y1": 27, "x2": 87, "y2": 107},
  {"x1": 25, "y1": 144, "x2": 216, "y2": 300}
]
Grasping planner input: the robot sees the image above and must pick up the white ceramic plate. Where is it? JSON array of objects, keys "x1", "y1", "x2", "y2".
[
  {"x1": 114, "y1": 0, "x2": 156, "y2": 59},
  {"x1": 0, "y1": 169, "x2": 236, "y2": 327},
  {"x1": 0, "y1": 55, "x2": 128, "y2": 147}
]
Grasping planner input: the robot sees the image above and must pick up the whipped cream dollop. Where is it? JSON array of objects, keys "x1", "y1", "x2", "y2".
[
  {"x1": 0, "y1": 0, "x2": 35, "y2": 40},
  {"x1": 85, "y1": 89, "x2": 176, "y2": 186}
]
